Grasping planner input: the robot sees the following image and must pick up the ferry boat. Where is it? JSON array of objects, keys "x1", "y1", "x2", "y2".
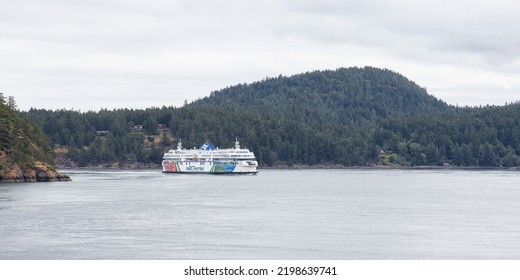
[{"x1": 162, "y1": 139, "x2": 258, "y2": 174}]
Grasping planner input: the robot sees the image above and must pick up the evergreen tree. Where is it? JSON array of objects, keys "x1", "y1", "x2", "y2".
[
  {"x1": 143, "y1": 116, "x2": 158, "y2": 135},
  {"x1": 7, "y1": 96, "x2": 18, "y2": 111}
]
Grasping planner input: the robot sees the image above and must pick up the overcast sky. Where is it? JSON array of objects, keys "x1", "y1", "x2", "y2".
[{"x1": 2, "y1": 0, "x2": 520, "y2": 111}]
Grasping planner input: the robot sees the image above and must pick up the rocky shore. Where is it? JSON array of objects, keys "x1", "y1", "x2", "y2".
[{"x1": 0, "y1": 162, "x2": 71, "y2": 183}]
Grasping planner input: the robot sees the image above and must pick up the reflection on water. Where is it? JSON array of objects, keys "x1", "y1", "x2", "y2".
[{"x1": 1, "y1": 169, "x2": 520, "y2": 259}]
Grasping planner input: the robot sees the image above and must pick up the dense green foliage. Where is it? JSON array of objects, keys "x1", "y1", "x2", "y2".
[
  {"x1": 24, "y1": 108, "x2": 170, "y2": 166},
  {"x1": 0, "y1": 94, "x2": 55, "y2": 171},
  {"x1": 198, "y1": 67, "x2": 451, "y2": 127},
  {"x1": 20, "y1": 67, "x2": 520, "y2": 167},
  {"x1": 375, "y1": 105, "x2": 520, "y2": 167}
]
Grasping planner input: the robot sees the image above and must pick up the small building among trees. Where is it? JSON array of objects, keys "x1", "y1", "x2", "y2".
[{"x1": 96, "y1": 131, "x2": 109, "y2": 137}]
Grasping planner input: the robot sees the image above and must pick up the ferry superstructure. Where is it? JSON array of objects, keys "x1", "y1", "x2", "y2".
[{"x1": 162, "y1": 139, "x2": 258, "y2": 174}]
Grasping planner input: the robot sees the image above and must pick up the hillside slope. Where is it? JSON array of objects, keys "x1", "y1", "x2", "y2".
[
  {"x1": 21, "y1": 67, "x2": 520, "y2": 168},
  {"x1": 195, "y1": 67, "x2": 452, "y2": 126},
  {"x1": 0, "y1": 96, "x2": 70, "y2": 183}
]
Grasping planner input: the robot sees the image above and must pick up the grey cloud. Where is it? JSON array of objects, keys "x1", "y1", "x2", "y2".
[
  {"x1": 278, "y1": 0, "x2": 520, "y2": 70},
  {"x1": 1, "y1": 0, "x2": 520, "y2": 110}
]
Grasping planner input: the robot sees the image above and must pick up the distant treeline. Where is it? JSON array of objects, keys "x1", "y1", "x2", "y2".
[{"x1": 22, "y1": 67, "x2": 520, "y2": 167}]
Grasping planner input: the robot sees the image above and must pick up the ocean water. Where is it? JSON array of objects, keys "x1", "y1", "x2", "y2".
[{"x1": 1, "y1": 169, "x2": 519, "y2": 259}]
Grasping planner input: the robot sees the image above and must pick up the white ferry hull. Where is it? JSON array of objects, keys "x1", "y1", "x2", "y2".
[
  {"x1": 162, "y1": 160, "x2": 258, "y2": 174},
  {"x1": 162, "y1": 139, "x2": 258, "y2": 175}
]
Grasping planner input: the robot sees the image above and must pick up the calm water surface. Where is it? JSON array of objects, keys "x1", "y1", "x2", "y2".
[{"x1": 1, "y1": 169, "x2": 519, "y2": 259}]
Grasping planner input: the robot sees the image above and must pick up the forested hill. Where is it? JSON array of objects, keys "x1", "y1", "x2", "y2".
[
  {"x1": 21, "y1": 67, "x2": 520, "y2": 168},
  {"x1": 0, "y1": 94, "x2": 70, "y2": 182},
  {"x1": 195, "y1": 67, "x2": 452, "y2": 126}
]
